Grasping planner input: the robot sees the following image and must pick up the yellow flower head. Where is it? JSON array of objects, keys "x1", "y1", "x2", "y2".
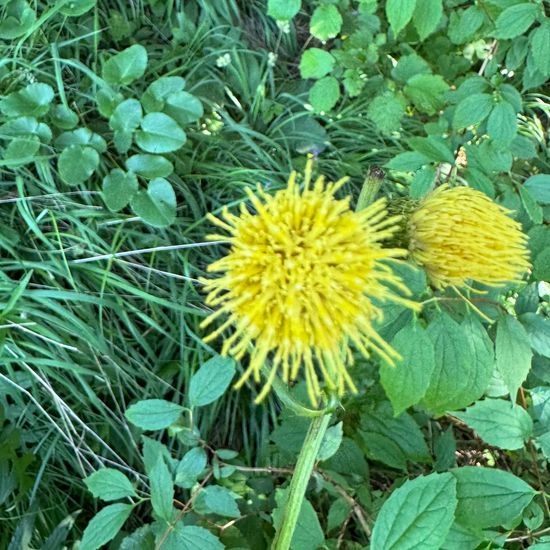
[
  {"x1": 408, "y1": 185, "x2": 530, "y2": 289},
  {"x1": 200, "y1": 161, "x2": 416, "y2": 405}
]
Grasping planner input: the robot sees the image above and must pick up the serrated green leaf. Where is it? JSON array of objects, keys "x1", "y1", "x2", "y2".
[
  {"x1": 448, "y1": 6, "x2": 485, "y2": 45},
  {"x1": 317, "y1": 421, "x2": 343, "y2": 461},
  {"x1": 299, "y1": 48, "x2": 335, "y2": 79},
  {"x1": 130, "y1": 177, "x2": 176, "y2": 228},
  {"x1": 410, "y1": 166, "x2": 435, "y2": 198},
  {"x1": 175, "y1": 447, "x2": 207, "y2": 488},
  {"x1": 386, "y1": 151, "x2": 430, "y2": 171},
  {"x1": 310, "y1": 4, "x2": 342, "y2": 41},
  {"x1": 487, "y1": 101, "x2": 517, "y2": 145},
  {"x1": 520, "y1": 312, "x2": 550, "y2": 357},
  {"x1": 530, "y1": 23, "x2": 550, "y2": 76},
  {"x1": 125, "y1": 399, "x2": 184, "y2": 431},
  {"x1": 496, "y1": 315, "x2": 533, "y2": 398},
  {"x1": 367, "y1": 92, "x2": 406, "y2": 134},
  {"x1": 102, "y1": 45, "x2": 148, "y2": 86},
  {"x1": 453, "y1": 93, "x2": 494, "y2": 129},
  {"x1": 404, "y1": 74, "x2": 448, "y2": 115},
  {"x1": 380, "y1": 321, "x2": 435, "y2": 415},
  {"x1": 309, "y1": 76, "x2": 340, "y2": 112},
  {"x1": 453, "y1": 398, "x2": 532, "y2": 450},
  {"x1": 267, "y1": 0, "x2": 301, "y2": 21},
  {"x1": 84, "y1": 468, "x2": 137, "y2": 501},
  {"x1": 189, "y1": 355, "x2": 236, "y2": 407},
  {"x1": 524, "y1": 174, "x2": 550, "y2": 204},
  {"x1": 494, "y1": 3, "x2": 538, "y2": 40},
  {"x1": 422, "y1": 313, "x2": 493, "y2": 415},
  {"x1": 413, "y1": 0, "x2": 442, "y2": 41},
  {"x1": 194, "y1": 485, "x2": 240, "y2": 518},
  {"x1": 371, "y1": 473, "x2": 457, "y2": 550},
  {"x1": 519, "y1": 185, "x2": 543, "y2": 224},
  {"x1": 386, "y1": 0, "x2": 417, "y2": 36},
  {"x1": 451, "y1": 466, "x2": 535, "y2": 529},
  {"x1": 163, "y1": 525, "x2": 223, "y2": 550},
  {"x1": 150, "y1": 455, "x2": 174, "y2": 522},
  {"x1": 80, "y1": 504, "x2": 133, "y2": 550},
  {"x1": 407, "y1": 136, "x2": 455, "y2": 163}
]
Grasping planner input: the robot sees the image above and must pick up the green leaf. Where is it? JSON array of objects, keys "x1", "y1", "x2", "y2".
[
  {"x1": 453, "y1": 93, "x2": 494, "y2": 129},
  {"x1": 386, "y1": 0, "x2": 417, "y2": 36},
  {"x1": 60, "y1": 0, "x2": 96, "y2": 16},
  {"x1": 530, "y1": 23, "x2": 550, "y2": 76},
  {"x1": 130, "y1": 177, "x2": 177, "y2": 228},
  {"x1": 96, "y1": 88, "x2": 123, "y2": 117},
  {"x1": 110, "y1": 98, "x2": 143, "y2": 153},
  {"x1": 360, "y1": 402, "x2": 430, "y2": 470},
  {"x1": 322, "y1": 437, "x2": 369, "y2": 477},
  {"x1": 309, "y1": 76, "x2": 340, "y2": 113},
  {"x1": 371, "y1": 473, "x2": 457, "y2": 550},
  {"x1": 524, "y1": 174, "x2": 550, "y2": 204},
  {"x1": 533, "y1": 248, "x2": 550, "y2": 281},
  {"x1": 520, "y1": 312, "x2": 550, "y2": 357},
  {"x1": 188, "y1": 355, "x2": 236, "y2": 407},
  {"x1": 164, "y1": 91, "x2": 203, "y2": 125},
  {"x1": 50, "y1": 104, "x2": 79, "y2": 130},
  {"x1": 487, "y1": 101, "x2": 517, "y2": 145},
  {"x1": 4, "y1": 135, "x2": 40, "y2": 164},
  {"x1": 507, "y1": 35, "x2": 530, "y2": 70},
  {"x1": 380, "y1": 321, "x2": 436, "y2": 415},
  {"x1": 0, "y1": 83, "x2": 54, "y2": 117},
  {"x1": 119, "y1": 525, "x2": 155, "y2": 550},
  {"x1": 55, "y1": 128, "x2": 106, "y2": 153},
  {"x1": 407, "y1": 136, "x2": 454, "y2": 163},
  {"x1": 0, "y1": 0, "x2": 36, "y2": 39},
  {"x1": 327, "y1": 498, "x2": 352, "y2": 533},
  {"x1": 403, "y1": 74, "x2": 448, "y2": 115},
  {"x1": 41, "y1": 512, "x2": 80, "y2": 550},
  {"x1": 84, "y1": 468, "x2": 137, "y2": 501},
  {"x1": 80, "y1": 504, "x2": 133, "y2": 550},
  {"x1": 58, "y1": 145, "x2": 99, "y2": 186},
  {"x1": 410, "y1": 166, "x2": 435, "y2": 198},
  {"x1": 150, "y1": 455, "x2": 174, "y2": 522},
  {"x1": 421, "y1": 313, "x2": 493, "y2": 415},
  {"x1": 499, "y1": 84, "x2": 522, "y2": 113},
  {"x1": 310, "y1": 5, "x2": 342, "y2": 41},
  {"x1": 299, "y1": 48, "x2": 335, "y2": 79},
  {"x1": 494, "y1": 3, "x2": 539, "y2": 40},
  {"x1": 434, "y1": 427, "x2": 457, "y2": 471},
  {"x1": 386, "y1": 151, "x2": 430, "y2": 172},
  {"x1": 366, "y1": 92, "x2": 406, "y2": 134},
  {"x1": 135, "y1": 113, "x2": 186, "y2": 153},
  {"x1": 126, "y1": 154, "x2": 174, "y2": 179},
  {"x1": 175, "y1": 447, "x2": 207, "y2": 488},
  {"x1": 453, "y1": 398, "x2": 532, "y2": 450},
  {"x1": 448, "y1": 6, "x2": 485, "y2": 45},
  {"x1": 194, "y1": 485, "x2": 240, "y2": 518},
  {"x1": 391, "y1": 54, "x2": 431, "y2": 83},
  {"x1": 413, "y1": 0, "x2": 442, "y2": 41},
  {"x1": 496, "y1": 315, "x2": 533, "y2": 398},
  {"x1": 102, "y1": 45, "x2": 148, "y2": 86},
  {"x1": 441, "y1": 523, "x2": 484, "y2": 550},
  {"x1": 317, "y1": 421, "x2": 343, "y2": 461},
  {"x1": 0, "y1": 116, "x2": 51, "y2": 142},
  {"x1": 102, "y1": 169, "x2": 138, "y2": 212},
  {"x1": 451, "y1": 466, "x2": 536, "y2": 529},
  {"x1": 163, "y1": 524, "x2": 223, "y2": 550},
  {"x1": 142, "y1": 76, "x2": 186, "y2": 112},
  {"x1": 125, "y1": 399, "x2": 184, "y2": 431},
  {"x1": 267, "y1": 0, "x2": 301, "y2": 21},
  {"x1": 272, "y1": 489, "x2": 324, "y2": 550},
  {"x1": 519, "y1": 185, "x2": 543, "y2": 224}
]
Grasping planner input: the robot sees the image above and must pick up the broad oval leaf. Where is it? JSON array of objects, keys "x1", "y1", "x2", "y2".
[
  {"x1": 58, "y1": 145, "x2": 99, "y2": 186},
  {"x1": 386, "y1": 0, "x2": 416, "y2": 36},
  {"x1": 150, "y1": 455, "x2": 174, "y2": 522},
  {"x1": 125, "y1": 399, "x2": 184, "y2": 431},
  {"x1": 451, "y1": 466, "x2": 536, "y2": 529},
  {"x1": 453, "y1": 93, "x2": 494, "y2": 129},
  {"x1": 80, "y1": 503, "x2": 133, "y2": 550},
  {"x1": 371, "y1": 472, "x2": 457, "y2": 550},
  {"x1": 163, "y1": 524, "x2": 223, "y2": 550},
  {"x1": 84, "y1": 468, "x2": 137, "y2": 501},
  {"x1": 126, "y1": 154, "x2": 174, "y2": 178},
  {"x1": 102, "y1": 169, "x2": 138, "y2": 212},
  {"x1": 135, "y1": 112, "x2": 186, "y2": 153},
  {"x1": 494, "y1": 3, "x2": 539, "y2": 39},
  {"x1": 188, "y1": 355, "x2": 236, "y2": 407},
  {"x1": 0, "y1": 83, "x2": 54, "y2": 117},
  {"x1": 102, "y1": 45, "x2": 148, "y2": 86},
  {"x1": 130, "y1": 177, "x2": 176, "y2": 228}
]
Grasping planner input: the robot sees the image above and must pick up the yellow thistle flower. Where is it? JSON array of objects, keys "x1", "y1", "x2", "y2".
[
  {"x1": 200, "y1": 161, "x2": 417, "y2": 405},
  {"x1": 408, "y1": 185, "x2": 530, "y2": 289}
]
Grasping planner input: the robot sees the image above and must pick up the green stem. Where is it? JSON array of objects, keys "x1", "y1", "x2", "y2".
[
  {"x1": 356, "y1": 166, "x2": 385, "y2": 211},
  {"x1": 272, "y1": 411, "x2": 332, "y2": 550}
]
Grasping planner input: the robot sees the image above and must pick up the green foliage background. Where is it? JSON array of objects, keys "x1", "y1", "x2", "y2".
[{"x1": 0, "y1": 0, "x2": 549, "y2": 548}]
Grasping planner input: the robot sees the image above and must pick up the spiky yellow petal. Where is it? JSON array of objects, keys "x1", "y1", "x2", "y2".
[
  {"x1": 408, "y1": 185, "x2": 530, "y2": 289},
  {"x1": 201, "y1": 162, "x2": 417, "y2": 405}
]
